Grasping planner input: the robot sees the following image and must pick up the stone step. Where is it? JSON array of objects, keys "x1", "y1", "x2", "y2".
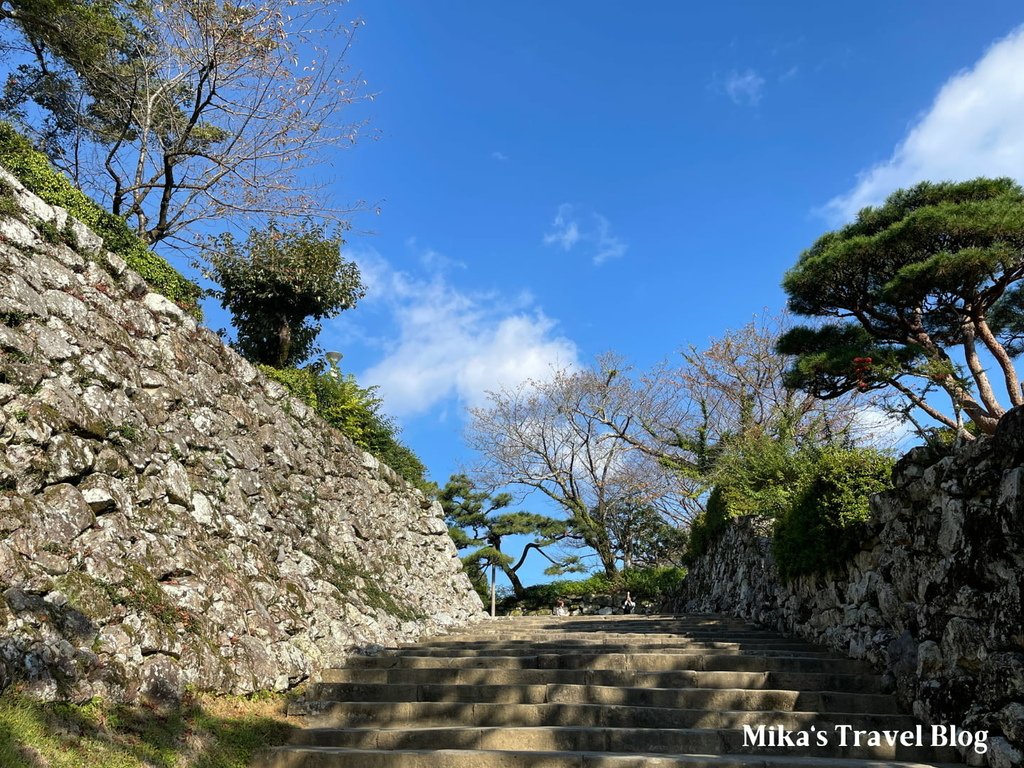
[
  {"x1": 270, "y1": 614, "x2": 963, "y2": 768},
  {"x1": 256, "y1": 746, "x2": 964, "y2": 768},
  {"x1": 292, "y1": 701, "x2": 916, "y2": 731},
  {"x1": 407, "y1": 645, "x2": 823, "y2": 658},
  {"x1": 301, "y1": 682, "x2": 900, "y2": 713},
  {"x1": 317, "y1": 667, "x2": 884, "y2": 693},
  {"x1": 417, "y1": 641, "x2": 812, "y2": 651},
  {"x1": 448, "y1": 617, "x2": 744, "y2": 622},
  {"x1": 343, "y1": 652, "x2": 871, "y2": 675},
  {"x1": 434, "y1": 632, "x2": 771, "y2": 641},
  {"x1": 282, "y1": 725, "x2": 960, "y2": 762},
  {"x1": 447, "y1": 617, "x2": 754, "y2": 625},
  {"x1": 419, "y1": 627, "x2": 808, "y2": 635},
  {"x1": 385, "y1": 645, "x2": 840, "y2": 658},
  {"x1": 437, "y1": 625, "x2": 789, "y2": 635},
  {"x1": 436, "y1": 631, "x2": 793, "y2": 642}
]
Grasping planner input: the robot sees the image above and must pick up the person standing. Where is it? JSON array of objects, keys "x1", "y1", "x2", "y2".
[{"x1": 622, "y1": 592, "x2": 636, "y2": 614}]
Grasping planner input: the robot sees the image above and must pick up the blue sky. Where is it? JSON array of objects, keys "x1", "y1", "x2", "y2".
[{"x1": 205, "y1": 3, "x2": 1024, "y2": 586}]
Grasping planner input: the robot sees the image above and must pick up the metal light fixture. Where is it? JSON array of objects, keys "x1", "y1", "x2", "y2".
[{"x1": 325, "y1": 351, "x2": 342, "y2": 379}]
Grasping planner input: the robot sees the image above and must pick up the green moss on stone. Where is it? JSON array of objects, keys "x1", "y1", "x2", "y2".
[
  {"x1": 55, "y1": 572, "x2": 116, "y2": 622},
  {"x1": 0, "y1": 122, "x2": 202, "y2": 318}
]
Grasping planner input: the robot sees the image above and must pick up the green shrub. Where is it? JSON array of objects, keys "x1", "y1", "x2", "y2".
[
  {"x1": 772, "y1": 447, "x2": 894, "y2": 580},
  {"x1": 259, "y1": 364, "x2": 429, "y2": 492},
  {"x1": 259, "y1": 365, "x2": 320, "y2": 410},
  {"x1": 685, "y1": 432, "x2": 817, "y2": 561},
  {"x1": 685, "y1": 487, "x2": 730, "y2": 561},
  {"x1": 619, "y1": 565, "x2": 687, "y2": 597},
  {"x1": 0, "y1": 122, "x2": 202, "y2": 317}
]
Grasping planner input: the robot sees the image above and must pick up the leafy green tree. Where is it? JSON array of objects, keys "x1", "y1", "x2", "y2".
[
  {"x1": 440, "y1": 474, "x2": 567, "y2": 600},
  {"x1": 0, "y1": 0, "x2": 139, "y2": 157},
  {"x1": 605, "y1": 499, "x2": 688, "y2": 569},
  {"x1": 780, "y1": 178, "x2": 1024, "y2": 436},
  {"x1": 206, "y1": 221, "x2": 365, "y2": 367}
]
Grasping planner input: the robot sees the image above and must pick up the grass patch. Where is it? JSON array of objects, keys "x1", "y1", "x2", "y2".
[
  {"x1": 0, "y1": 688, "x2": 295, "y2": 768},
  {"x1": 0, "y1": 176, "x2": 19, "y2": 217},
  {"x1": 0, "y1": 311, "x2": 28, "y2": 327},
  {"x1": 103, "y1": 421, "x2": 139, "y2": 444}
]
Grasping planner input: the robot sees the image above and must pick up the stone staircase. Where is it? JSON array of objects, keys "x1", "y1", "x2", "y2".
[{"x1": 258, "y1": 615, "x2": 965, "y2": 767}]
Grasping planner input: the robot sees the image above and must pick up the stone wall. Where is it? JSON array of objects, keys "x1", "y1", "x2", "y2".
[
  {"x1": 0, "y1": 168, "x2": 483, "y2": 702},
  {"x1": 680, "y1": 416, "x2": 1024, "y2": 767}
]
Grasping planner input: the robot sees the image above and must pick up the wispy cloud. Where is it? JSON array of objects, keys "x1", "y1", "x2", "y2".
[
  {"x1": 405, "y1": 237, "x2": 465, "y2": 272},
  {"x1": 346, "y1": 249, "x2": 578, "y2": 417},
  {"x1": 543, "y1": 204, "x2": 627, "y2": 265},
  {"x1": 491, "y1": 150, "x2": 509, "y2": 161},
  {"x1": 718, "y1": 68, "x2": 765, "y2": 106},
  {"x1": 592, "y1": 214, "x2": 627, "y2": 265},
  {"x1": 543, "y1": 203, "x2": 581, "y2": 251},
  {"x1": 825, "y1": 26, "x2": 1024, "y2": 222}
]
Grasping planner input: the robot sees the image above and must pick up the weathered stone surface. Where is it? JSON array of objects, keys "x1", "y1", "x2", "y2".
[
  {"x1": 0, "y1": 168, "x2": 483, "y2": 704},
  {"x1": 679, "y1": 424, "x2": 1024, "y2": 765}
]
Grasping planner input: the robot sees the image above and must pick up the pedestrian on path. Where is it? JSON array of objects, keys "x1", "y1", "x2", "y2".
[{"x1": 622, "y1": 592, "x2": 636, "y2": 614}]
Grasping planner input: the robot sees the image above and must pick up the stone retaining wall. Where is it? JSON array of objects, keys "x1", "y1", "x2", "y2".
[
  {"x1": 0, "y1": 168, "x2": 483, "y2": 702},
  {"x1": 680, "y1": 416, "x2": 1024, "y2": 767}
]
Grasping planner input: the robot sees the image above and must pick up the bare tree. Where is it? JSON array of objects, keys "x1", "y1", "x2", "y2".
[
  {"x1": 467, "y1": 313, "x2": 886, "y2": 573},
  {"x1": 561, "y1": 313, "x2": 882, "y2": 520},
  {"x1": 675, "y1": 312, "x2": 869, "y2": 447},
  {"x1": 468, "y1": 368, "x2": 680, "y2": 577},
  {"x1": 4, "y1": 0, "x2": 371, "y2": 248}
]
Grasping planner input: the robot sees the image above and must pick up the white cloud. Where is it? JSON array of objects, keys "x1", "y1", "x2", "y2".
[
  {"x1": 349, "y1": 250, "x2": 578, "y2": 417},
  {"x1": 826, "y1": 26, "x2": 1024, "y2": 222},
  {"x1": 405, "y1": 237, "x2": 466, "y2": 272},
  {"x1": 543, "y1": 203, "x2": 582, "y2": 251},
  {"x1": 722, "y1": 68, "x2": 765, "y2": 106},
  {"x1": 779, "y1": 65, "x2": 799, "y2": 82},
  {"x1": 593, "y1": 214, "x2": 627, "y2": 265},
  {"x1": 848, "y1": 405, "x2": 918, "y2": 452},
  {"x1": 543, "y1": 204, "x2": 627, "y2": 265},
  {"x1": 491, "y1": 150, "x2": 509, "y2": 161}
]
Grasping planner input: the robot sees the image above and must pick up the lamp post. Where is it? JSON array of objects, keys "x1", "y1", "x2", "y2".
[
  {"x1": 490, "y1": 563, "x2": 496, "y2": 618},
  {"x1": 325, "y1": 351, "x2": 342, "y2": 378}
]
